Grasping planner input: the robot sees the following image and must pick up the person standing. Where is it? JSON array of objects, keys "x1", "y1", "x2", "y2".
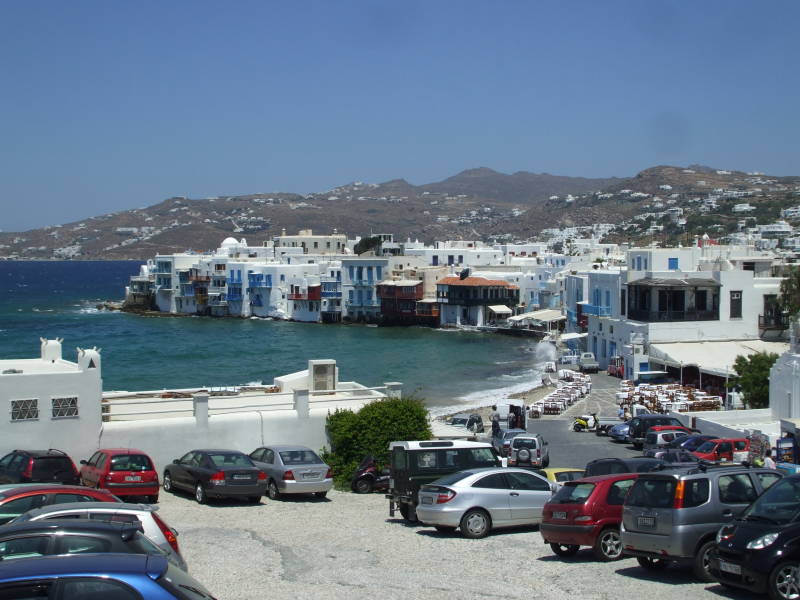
[
  {"x1": 490, "y1": 405, "x2": 500, "y2": 437},
  {"x1": 764, "y1": 449, "x2": 777, "y2": 470}
]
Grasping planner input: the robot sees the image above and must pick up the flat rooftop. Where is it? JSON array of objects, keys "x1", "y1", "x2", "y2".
[{"x1": 0, "y1": 358, "x2": 80, "y2": 376}]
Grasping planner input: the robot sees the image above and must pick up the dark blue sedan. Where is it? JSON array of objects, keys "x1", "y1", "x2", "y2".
[{"x1": 0, "y1": 552, "x2": 216, "y2": 599}]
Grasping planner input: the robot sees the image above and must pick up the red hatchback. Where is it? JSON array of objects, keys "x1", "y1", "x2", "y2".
[
  {"x1": 0, "y1": 484, "x2": 120, "y2": 525},
  {"x1": 540, "y1": 473, "x2": 639, "y2": 561},
  {"x1": 80, "y1": 448, "x2": 160, "y2": 503}
]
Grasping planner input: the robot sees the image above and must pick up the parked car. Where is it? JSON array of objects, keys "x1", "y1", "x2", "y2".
[
  {"x1": 643, "y1": 434, "x2": 717, "y2": 458},
  {"x1": 387, "y1": 440, "x2": 501, "y2": 522},
  {"x1": 711, "y1": 474, "x2": 800, "y2": 598},
  {"x1": 508, "y1": 434, "x2": 549, "y2": 468},
  {"x1": 79, "y1": 448, "x2": 160, "y2": 503},
  {"x1": 541, "y1": 473, "x2": 639, "y2": 561},
  {"x1": 416, "y1": 467, "x2": 554, "y2": 538},
  {"x1": 492, "y1": 428, "x2": 528, "y2": 457},
  {"x1": 534, "y1": 468, "x2": 585, "y2": 485},
  {"x1": 627, "y1": 415, "x2": 689, "y2": 449},
  {"x1": 692, "y1": 438, "x2": 751, "y2": 462},
  {"x1": 621, "y1": 464, "x2": 783, "y2": 581},
  {"x1": 0, "y1": 484, "x2": 120, "y2": 526},
  {"x1": 163, "y1": 449, "x2": 267, "y2": 504},
  {"x1": 584, "y1": 457, "x2": 666, "y2": 477},
  {"x1": 447, "y1": 413, "x2": 484, "y2": 433},
  {"x1": 608, "y1": 422, "x2": 630, "y2": 443},
  {"x1": 0, "y1": 449, "x2": 79, "y2": 486},
  {"x1": 0, "y1": 553, "x2": 216, "y2": 599},
  {"x1": 11, "y1": 501, "x2": 186, "y2": 571},
  {"x1": 0, "y1": 519, "x2": 169, "y2": 563},
  {"x1": 249, "y1": 445, "x2": 332, "y2": 500},
  {"x1": 578, "y1": 352, "x2": 599, "y2": 373},
  {"x1": 643, "y1": 429, "x2": 691, "y2": 452}
]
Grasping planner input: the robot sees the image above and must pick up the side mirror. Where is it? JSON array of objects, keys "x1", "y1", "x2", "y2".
[
  {"x1": 172, "y1": 459, "x2": 180, "y2": 464},
  {"x1": 79, "y1": 460, "x2": 87, "y2": 465}
]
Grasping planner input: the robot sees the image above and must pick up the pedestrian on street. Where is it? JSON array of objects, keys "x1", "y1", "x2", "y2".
[
  {"x1": 764, "y1": 449, "x2": 776, "y2": 469},
  {"x1": 490, "y1": 405, "x2": 500, "y2": 437}
]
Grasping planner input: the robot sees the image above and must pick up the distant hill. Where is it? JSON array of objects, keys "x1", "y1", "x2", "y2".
[{"x1": 1, "y1": 165, "x2": 797, "y2": 260}]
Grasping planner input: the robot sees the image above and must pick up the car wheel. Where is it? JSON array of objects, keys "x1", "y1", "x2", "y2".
[
  {"x1": 550, "y1": 543, "x2": 580, "y2": 557},
  {"x1": 693, "y1": 540, "x2": 716, "y2": 582},
  {"x1": 637, "y1": 556, "x2": 669, "y2": 570},
  {"x1": 267, "y1": 480, "x2": 281, "y2": 501},
  {"x1": 194, "y1": 482, "x2": 206, "y2": 504},
  {"x1": 593, "y1": 528, "x2": 623, "y2": 561},
  {"x1": 769, "y1": 560, "x2": 800, "y2": 600},
  {"x1": 542, "y1": 457, "x2": 550, "y2": 468},
  {"x1": 435, "y1": 525, "x2": 456, "y2": 533},
  {"x1": 573, "y1": 424, "x2": 582, "y2": 432},
  {"x1": 398, "y1": 502, "x2": 418, "y2": 522},
  {"x1": 460, "y1": 509, "x2": 491, "y2": 539},
  {"x1": 314, "y1": 491, "x2": 327, "y2": 499},
  {"x1": 354, "y1": 478, "x2": 373, "y2": 494},
  {"x1": 147, "y1": 495, "x2": 159, "y2": 504},
  {"x1": 163, "y1": 473, "x2": 173, "y2": 493}
]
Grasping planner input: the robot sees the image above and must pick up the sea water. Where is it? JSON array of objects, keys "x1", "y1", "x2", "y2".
[{"x1": 0, "y1": 261, "x2": 548, "y2": 410}]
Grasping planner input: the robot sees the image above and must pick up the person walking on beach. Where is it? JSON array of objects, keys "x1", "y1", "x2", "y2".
[{"x1": 490, "y1": 405, "x2": 500, "y2": 437}]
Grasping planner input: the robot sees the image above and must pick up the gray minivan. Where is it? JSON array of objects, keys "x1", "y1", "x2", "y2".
[{"x1": 621, "y1": 465, "x2": 782, "y2": 581}]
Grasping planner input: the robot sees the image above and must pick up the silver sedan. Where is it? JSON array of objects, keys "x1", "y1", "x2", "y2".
[
  {"x1": 416, "y1": 467, "x2": 555, "y2": 538},
  {"x1": 248, "y1": 445, "x2": 333, "y2": 500}
]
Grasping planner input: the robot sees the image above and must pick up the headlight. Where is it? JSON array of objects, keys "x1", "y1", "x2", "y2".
[{"x1": 746, "y1": 532, "x2": 779, "y2": 550}]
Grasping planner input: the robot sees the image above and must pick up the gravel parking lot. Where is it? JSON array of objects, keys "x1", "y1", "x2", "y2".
[{"x1": 159, "y1": 487, "x2": 743, "y2": 600}]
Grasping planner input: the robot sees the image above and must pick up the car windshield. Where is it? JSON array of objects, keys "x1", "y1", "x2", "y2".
[
  {"x1": 208, "y1": 454, "x2": 252, "y2": 468},
  {"x1": 32, "y1": 458, "x2": 73, "y2": 478},
  {"x1": 504, "y1": 431, "x2": 523, "y2": 440},
  {"x1": 432, "y1": 471, "x2": 475, "y2": 486},
  {"x1": 110, "y1": 455, "x2": 153, "y2": 472},
  {"x1": 279, "y1": 450, "x2": 323, "y2": 465},
  {"x1": 626, "y1": 478, "x2": 676, "y2": 508},
  {"x1": 551, "y1": 482, "x2": 595, "y2": 504},
  {"x1": 680, "y1": 437, "x2": 706, "y2": 451},
  {"x1": 555, "y1": 471, "x2": 583, "y2": 482},
  {"x1": 512, "y1": 438, "x2": 536, "y2": 449},
  {"x1": 695, "y1": 441, "x2": 718, "y2": 453},
  {"x1": 742, "y1": 477, "x2": 800, "y2": 525}
]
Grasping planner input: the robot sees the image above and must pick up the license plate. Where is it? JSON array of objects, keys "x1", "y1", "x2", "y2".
[
  {"x1": 303, "y1": 472, "x2": 319, "y2": 479},
  {"x1": 552, "y1": 511, "x2": 567, "y2": 519},
  {"x1": 719, "y1": 560, "x2": 742, "y2": 575},
  {"x1": 637, "y1": 516, "x2": 656, "y2": 528},
  {"x1": 125, "y1": 476, "x2": 141, "y2": 482},
  {"x1": 233, "y1": 474, "x2": 251, "y2": 480},
  {"x1": 421, "y1": 496, "x2": 433, "y2": 505}
]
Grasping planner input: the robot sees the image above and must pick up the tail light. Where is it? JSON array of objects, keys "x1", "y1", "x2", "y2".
[
  {"x1": 152, "y1": 511, "x2": 180, "y2": 553},
  {"x1": 508, "y1": 459, "x2": 516, "y2": 466},
  {"x1": 325, "y1": 468, "x2": 333, "y2": 479},
  {"x1": 283, "y1": 470, "x2": 295, "y2": 481},
  {"x1": 257, "y1": 471, "x2": 266, "y2": 481},
  {"x1": 210, "y1": 471, "x2": 226, "y2": 485},
  {"x1": 22, "y1": 458, "x2": 34, "y2": 480},
  {"x1": 436, "y1": 489, "x2": 456, "y2": 504},
  {"x1": 673, "y1": 480, "x2": 685, "y2": 509}
]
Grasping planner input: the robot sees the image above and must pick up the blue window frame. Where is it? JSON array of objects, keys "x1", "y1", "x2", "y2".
[{"x1": 668, "y1": 257, "x2": 679, "y2": 270}]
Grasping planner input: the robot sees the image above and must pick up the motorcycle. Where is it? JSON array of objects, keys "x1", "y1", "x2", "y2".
[
  {"x1": 573, "y1": 413, "x2": 598, "y2": 432},
  {"x1": 350, "y1": 454, "x2": 390, "y2": 494}
]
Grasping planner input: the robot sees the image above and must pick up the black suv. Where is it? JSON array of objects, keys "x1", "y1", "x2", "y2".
[
  {"x1": 711, "y1": 474, "x2": 800, "y2": 597},
  {"x1": 627, "y1": 415, "x2": 690, "y2": 449},
  {"x1": 0, "y1": 449, "x2": 79, "y2": 485},
  {"x1": 0, "y1": 519, "x2": 167, "y2": 561}
]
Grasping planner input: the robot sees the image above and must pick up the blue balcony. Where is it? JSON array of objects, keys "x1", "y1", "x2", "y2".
[
  {"x1": 248, "y1": 274, "x2": 272, "y2": 288},
  {"x1": 582, "y1": 304, "x2": 611, "y2": 317},
  {"x1": 566, "y1": 308, "x2": 576, "y2": 323}
]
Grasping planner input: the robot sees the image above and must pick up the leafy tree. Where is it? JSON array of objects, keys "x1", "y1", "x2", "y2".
[
  {"x1": 320, "y1": 396, "x2": 431, "y2": 488},
  {"x1": 731, "y1": 352, "x2": 780, "y2": 409},
  {"x1": 779, "y1": 266, "x2": 800, "y2": 318},
  {"x1": 353, "y1": 235, "x2": 383, "y2": 255}
]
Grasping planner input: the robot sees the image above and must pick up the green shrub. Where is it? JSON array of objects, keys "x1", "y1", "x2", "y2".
[{"x1": 320, "y1": 396, "x2": 432, "y2": 489}]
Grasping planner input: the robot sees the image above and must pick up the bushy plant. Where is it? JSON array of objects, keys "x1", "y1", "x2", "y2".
[
  {"x1": 320, "y1": 396, "x2": 432, "y2": 489},
  {"x1": 731, "y1": 352, "x2": 779, "y2": 409}
]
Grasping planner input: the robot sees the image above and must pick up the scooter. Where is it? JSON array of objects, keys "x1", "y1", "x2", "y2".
[
  {"x1": 573, "y1": 413, "x2": 598, "y2": 432},
  {"x1": 350, "y1": 454, "x2": 390, "y2": 494}
]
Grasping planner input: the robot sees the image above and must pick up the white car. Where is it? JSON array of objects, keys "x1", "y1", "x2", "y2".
[{"x1": 9, "y1": 501, "x2": 187, "y2": 571}]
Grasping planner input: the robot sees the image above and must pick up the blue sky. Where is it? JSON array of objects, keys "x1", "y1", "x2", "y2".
[{"x1": 1, "y1": 1, "x2": 798, "y2": 231}]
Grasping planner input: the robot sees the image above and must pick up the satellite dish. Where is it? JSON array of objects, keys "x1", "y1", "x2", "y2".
[{"x1": 459, "y1": 268, "x2": 470, "y2": 280}]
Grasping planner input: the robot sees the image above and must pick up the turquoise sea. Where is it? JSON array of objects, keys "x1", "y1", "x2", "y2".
[{"x1": 0, "y1": 261, "x2": 548, "y2": 411}]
